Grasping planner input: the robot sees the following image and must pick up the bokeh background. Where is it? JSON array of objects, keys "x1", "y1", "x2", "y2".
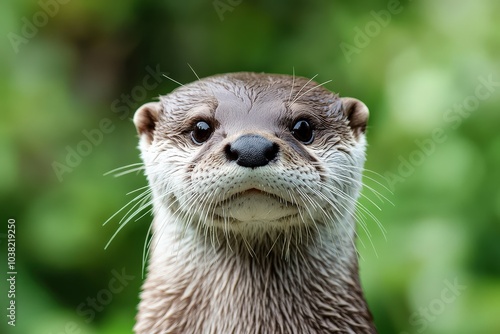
[{"x1": 2, "y1": 0, "x2": 499, "y2": 333}]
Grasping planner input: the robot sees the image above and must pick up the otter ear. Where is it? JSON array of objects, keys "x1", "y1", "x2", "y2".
[
  {"x1": 133, "y1": 102, "x2": 161, "y2": 145},
  {"x1": 341, "y1": 97, "x2": 369, "y2": 138}
]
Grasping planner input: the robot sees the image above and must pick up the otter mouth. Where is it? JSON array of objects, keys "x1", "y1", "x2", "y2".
[
  {"x1": 211, "y1": 212, "x2": 301, "y2": 225},
  {"x1": 220, "y1": 188, "x2": 295, "y2": 205},
  {"x1": 232, "y1": 188, "x2": 269, "y2": 199},
  {"x1": 212, "y1": 188, "x2": 300, "y2": 223}
]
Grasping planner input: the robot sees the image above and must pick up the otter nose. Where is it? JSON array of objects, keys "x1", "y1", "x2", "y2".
[{"x1": 225, "y1": 134, "x2": 279, "y2": 168}]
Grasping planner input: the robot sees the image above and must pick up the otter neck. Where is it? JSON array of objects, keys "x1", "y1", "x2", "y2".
[{"x1": 136, "y1": 209, "x2": 375, "y2": 333}]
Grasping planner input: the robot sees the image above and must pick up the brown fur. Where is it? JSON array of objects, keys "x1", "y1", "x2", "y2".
[{"x1": 133, "y1": 73, "x2": 376, "y2": 333}]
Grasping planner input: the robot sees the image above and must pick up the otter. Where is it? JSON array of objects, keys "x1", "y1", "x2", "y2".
[{"x1": 132, "y1": 72, "x2": 376, "y2": 333}]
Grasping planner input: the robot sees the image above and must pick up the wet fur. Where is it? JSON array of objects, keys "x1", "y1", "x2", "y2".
[{"x1": 133, "y1": 73, "x2": 376, "y2": 333}]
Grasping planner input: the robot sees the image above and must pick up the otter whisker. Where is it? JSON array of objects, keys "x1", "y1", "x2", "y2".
[
  {"x1": 105, "y1": 192, "x2": 152, "y2": 250},
  {"x1": 144, "y1": 182, "x2": 197, "y2": 258},
  {"x1": 162, "y1": 74, "x2": 184, "y2": 87},
  {"x1": 113, "y1": 166, "x2": 145, "y2": 177},
  {"x1": 133, "y1": 205, "x2": 154, "y2": 222},
  {"x1": 293, "y1": 185, "x2": 323, "y2": 246},
  {"x1": 287, "y1": 67, "x2": 296, "y2": 104},
  {"x1": 363, "y1": 168, "x2": 396, "y2": 193},
  {"x1": 286, "y1": 189, "x2": 317, "y2": 253},
  {"x1": 319, "y1": 180, "x2": 368, "y2": 220},
  {"x1": 291, "y1": 79, "x2": 333, "y2": 106},
  {"x1": 141, "y1": 220, "x2": 154, "y2": 278},
  {"x1": 126, "y1": 185, "x2": 151, "y2": 195},
  {"x1": 324, "y1": 161, "x2": 393, "y2": 205},
  {"x1": 354, "y1": 210, "x2": 378, "y2": 259},
  {"x1": 292, "y1": 176, "x2": 366, "y2": 255},
  {"x1": 103, "y1": 162, "x2": 145, "y2": 177},
  {"x1": 290, "y1": 73, "x2": 318, "y2": 106},
  {"x1": 187, "y1": 63, "x2": 201, "y2": 81},
  {"x1": 266, "y1": 230, "x2": 283, "y2": 257},
  {"x1": 319, "y1": 180, "x2": 387, "y2": 242},
  {"x1": 241, "y1": 230, "x2": 257, "y2": 258},
  {"x1": 328, "y1": 171, "x2": 384, "y2": 211},
  {"x1": 103, "y1": 188, "x2": 151, "y2": 227}
]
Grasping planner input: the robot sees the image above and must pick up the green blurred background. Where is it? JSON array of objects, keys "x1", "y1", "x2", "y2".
[{"x1": 1, "y1": 0, "x2": 499, "y2": 333}]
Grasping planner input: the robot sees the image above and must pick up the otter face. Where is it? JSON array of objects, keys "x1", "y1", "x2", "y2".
[{"x1": 134, "y1": 73, "x2": 368, "y2": 236}]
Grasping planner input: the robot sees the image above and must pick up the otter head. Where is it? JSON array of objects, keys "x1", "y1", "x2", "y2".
[{"x1": 133, "y1": 72, "x2": 368, "y2": 241}]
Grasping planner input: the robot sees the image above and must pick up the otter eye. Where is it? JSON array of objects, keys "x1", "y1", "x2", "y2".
[
  {"x1": 291, "y1": 120, "x2": 314, "y2": 144},
  {"x1": 191, "y1": 121, "x2": 213, "y2": 144}
]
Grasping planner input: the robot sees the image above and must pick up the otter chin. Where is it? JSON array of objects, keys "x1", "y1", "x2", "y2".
[{"x1": 132, "y1": 72, "x2": 377, "y2": 333}]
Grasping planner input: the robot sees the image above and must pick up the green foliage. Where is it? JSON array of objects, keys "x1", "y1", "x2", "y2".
[{"x1": 1, "y1": 0, "x2": 499, "y2": 333}]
